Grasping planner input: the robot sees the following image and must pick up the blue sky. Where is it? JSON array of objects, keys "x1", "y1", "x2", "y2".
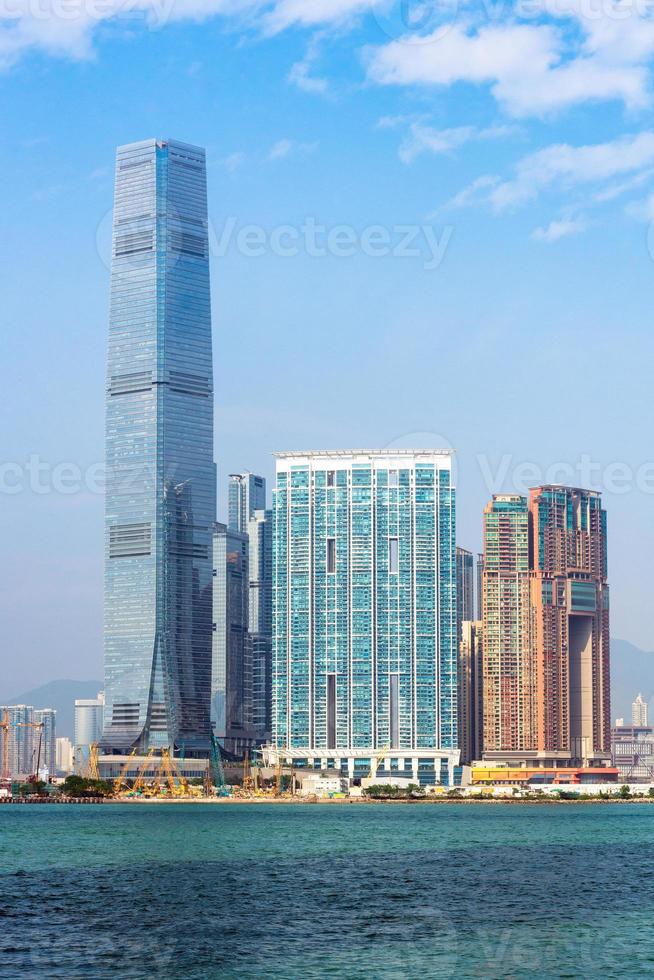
[{"x1": 2, "y1": 0, "x2": 654, "y2": 693}]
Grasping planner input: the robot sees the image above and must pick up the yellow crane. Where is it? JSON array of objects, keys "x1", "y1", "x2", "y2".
[
  {"x1": 0, "y1": 711, "x2": 10, "y2": 782},
  {"x1": 87, "y1": 743, "x2": 100, "y2": 781},
  {"x1": 158, "y1": 748, "x2": 191, "y2": 797},
  {"x1": 367, "y1": 746, "x2": 391, "y2": 780},
  {"x1": 113, "y1": 749, "x2": 137, "y2": 794},
  {"x1": 130, "y1": 748, "x2": 156, "y2": 795},
  {"x1": 242, "y1": 751, "x2": 254, "y2": 794}
]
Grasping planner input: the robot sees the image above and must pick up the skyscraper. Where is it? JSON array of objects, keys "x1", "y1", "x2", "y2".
[
  {"x1": 0, "y1": 705, "x2": 34, "y2": 778},
  {"x1": 212, "y1": 523, "x2": 254, "y2": 756},
  {"x1": 632, "y1": 693, "x2": 648, "y2": 727},
  {"x1": 476, "y1": 554, "x2": 484, "y2": 621},
  {"x1": 528, "y1": 486, "x2": 610, "y2": 765},
  {"x1": 458, "y1": 621, "x2": 483, "y2": 765},
  {"x1": 248, "y1": 508, "x2": 273, "y2": 741},
  {"x1": 481, "y1": 495, "x2": 533, "y2": 755},
  {"x1": 480, "y1": 486, "x2": 611, "y2": 768},
  {"x1": 456, "y1": 547, "x2": 474, "y2": 637},
  {"x1": 34, "y1": 708, "x2": 56, "y2": 778},
  {"x1": 74, "y1": 693, "x2": 104, "y2": 760},
  {"x1": 228, "y1": 473, "x2": 266, "y2": 533},
  {"x1": 103, "y1": 139, "x2": 215, "y2": 757},
  {"x1": 271, "y1": 451, "x2": 459, "y2": 786}
]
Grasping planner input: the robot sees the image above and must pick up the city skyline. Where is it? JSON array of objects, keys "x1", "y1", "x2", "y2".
[{"x1": 5, "y1": 5, "x2": 654, "y2": 694}]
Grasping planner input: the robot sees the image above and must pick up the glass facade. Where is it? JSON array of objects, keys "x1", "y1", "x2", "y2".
[
  {"x1": 212, "y1": 523, "x2": 253, "y2": 755},
  {"x1": 248, "y1": 509, "x2": 273, "y2": 741},
  {"x1": 272, "y1": 452, "x2": 457, "y2": 756},
  {"x1": 228, "y1": 473, "x2": 266, "y2": 533},
  {"x1": 103, "y1": 139, "x2": 215, "y2": 756}
]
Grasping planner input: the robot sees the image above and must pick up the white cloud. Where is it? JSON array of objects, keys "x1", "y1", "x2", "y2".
[
  {"x1": 443, "y1": 174, "x2": 501, "y2": 211},
  {"x1": 488, "y1": 132, "x2": 654, "y2": 211},
  {"x1": 367, "y1": 18, "x2": 653, "y2": 117},
  {"x1": 397, "y1": 121, "x2": 516, "y2": 163},
  {"x1": 0, "y1": 0, "x2": 239, "y2": 69},
  {"x1": 288, "y1": 58, "x2": 328, "y2": 93},
  {"x1": 532, "y1": 216, "x2": 587, "y2": 242},
  {"x1": 4, "y1": 0, "x2": 654, "y2": 132},
  {"x1": 443, "y1": 131, "x2": 654, "y2": 237},
  {"x1": 268, "y1": 138, "x2": 317, "y2": 160},
  {"x1": 221, "y1": 151, "x2": 246, "y2": 173},
  {"x1": 262, "y1": 0, "x2": 381, "y2": 34}
]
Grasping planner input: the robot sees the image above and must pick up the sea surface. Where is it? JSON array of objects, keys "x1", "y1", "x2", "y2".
[{"x1": 1, "y1": 802, "x2": 653, "y2": 979}]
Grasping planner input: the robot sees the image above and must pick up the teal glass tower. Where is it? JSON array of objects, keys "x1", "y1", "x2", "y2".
[
  {"x1": 270, "y1": 451, "x2": 459, "y2": 786},
  {"x1": 102, "y1": 139, "x2": 215, "y2": 756}
]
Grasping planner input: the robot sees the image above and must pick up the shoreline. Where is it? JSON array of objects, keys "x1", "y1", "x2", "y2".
[{"x1": 4, "y1": 795, "x2": 654, "y2": 806}]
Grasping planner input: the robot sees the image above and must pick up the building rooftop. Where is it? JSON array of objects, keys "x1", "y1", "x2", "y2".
[{"x1": 273, "y1": 449, "x2": 454, "y2": 458}]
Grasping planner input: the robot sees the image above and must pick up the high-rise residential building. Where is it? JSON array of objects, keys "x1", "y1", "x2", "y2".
[
  {"x1": 34, "y1": 709, "x2": 56, "y2": 778},
  {"x1": 458, "y1": 621, "x2": 483, "y2": 765},
  {"x1": 270, "y1": 451, "x2": 459, "y2": 786},
  {"x1": 632, "y1": 693, "x2": 648, "y2": 727},
  {"x1": 56, "y1": 737, "x2": 74, "y2": 775},
  {"x1": 102, "y1": 139, "x2": 215, "y2": 758},
  {"x1": 248, "y1": 508, "x2": 273, "y2": 741},
  {"x1": 228, "y1": 473, "x2": 266, "y2": 533},
  {"x1": 212, "y1": 523, "x2": 255, "y2": 756},
  {"x1": 0, "y1": 705, "x2": 34, "y2": 778},
  {"x1": 528, "y1": 486, "x2": 610, "y2": 766},
  {"x1": 481, "y1": 495, "x2": 533, "y2": 755},
  {"x1": 456, "y1": 547, "x2": 474, "y2": 638},
  {"x1": 481, "y1": 486, "x2": 611, "y2": 768},
  {"x1": 476, "y1": 554, "x2": 484, "y2": 621}
]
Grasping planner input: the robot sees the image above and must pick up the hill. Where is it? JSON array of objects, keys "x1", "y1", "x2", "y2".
[
  {"x1": 0, "y1": 680, "x2": 102, "y2": 741},
  {"x1": 611, "y1": 638, "x2": 654, "y2": 724}
]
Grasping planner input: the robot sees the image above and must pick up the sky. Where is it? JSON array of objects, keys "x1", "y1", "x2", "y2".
[{"x1": 2, "y1": 0, "x2": 654, "y2": 694}]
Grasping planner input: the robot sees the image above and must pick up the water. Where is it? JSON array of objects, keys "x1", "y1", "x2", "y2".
[{"x1": 1, "y1": 802, "x2": 653, "y2": 978}]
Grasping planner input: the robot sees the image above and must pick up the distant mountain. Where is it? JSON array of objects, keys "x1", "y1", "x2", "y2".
[
  {"x1": 611, "y1": 639, "x2": 654, "y2": 724},
  {"x1": 0, "y1": 680, "x2": 102, "y2": 741},
  {"x1": 0, "y1": 639, "x2": 648, "y2": 742}
]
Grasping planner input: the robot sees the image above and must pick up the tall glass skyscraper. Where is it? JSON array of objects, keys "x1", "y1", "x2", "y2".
[
  {"x1": 270, "y1": 451, "x2": 459, "y2": 786},
  {"x1": 102, "y1": 139, "x2": 215, "y2": 757},
  {"x1": 228, "y1": 472, "x2": 266, "y2": 533}
]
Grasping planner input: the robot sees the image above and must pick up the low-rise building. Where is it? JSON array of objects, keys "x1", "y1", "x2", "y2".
[
  {"x1": 470, "y1": 763, "x2": 619, "y2": 787},
  {"x1": 611, "y1": 724, "x2": 654, "y2": 782}
]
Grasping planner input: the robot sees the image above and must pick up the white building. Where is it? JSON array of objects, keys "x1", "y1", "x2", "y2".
[
  {"x1": 632, "y1": 694, "x2": 648, "y2": 727},
  {"x1": 56, "y1": 737, "x2": 74, "y2": 774},
  {"x1": 74, "y1": 692, "x2": 104, "y2": 760}
]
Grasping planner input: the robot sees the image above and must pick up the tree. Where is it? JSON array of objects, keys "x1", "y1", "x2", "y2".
[
  {"x1": 618, "y1": 784, "x2": 631, "y2": 799},
  {"x1": 61, "y1": 775, "x2": 114, "y2": 798}
]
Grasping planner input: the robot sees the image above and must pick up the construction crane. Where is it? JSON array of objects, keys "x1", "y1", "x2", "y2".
[
  {"x1": 113, "y1": 749, "x2": 137, "y2": 794},
  {"x1": 158, "y1": 748, "x2": 191, "y2": 797},
  {"x1": 367, "y1": 746, "x2": 391, "y2": 781},
  {"x1": 210, "y1": 733, "x2": 228, "y2": 795},
  {"x1": 131, "y1": 748, "x2": 156, "y2": 794},
  {"x1": 18, "y1": 721, "x2": 44, "y2": 785},
  {"x1": 87, "y1": 743, "x2": 100, "y2": 781},
  {"x1": 242, "y1": 751, "x2": 254, "y2": 793},
  {"x1": 0, "y1": 711, "x2": 10, "y2": 782}
]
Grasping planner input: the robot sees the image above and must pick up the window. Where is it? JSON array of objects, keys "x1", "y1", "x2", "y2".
[
  {"x1": 389, "y1": 470, "x2": 399, "y2": 487},
  {"x1": 327, "y1": 470, "x2": 335, "y2": 487},
  {"x1": 327, "y1": 538, "x2": 336, "y2": 573},
  {"x1": 389, "y1": 537, "x2": 399, "y2": 574}
]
